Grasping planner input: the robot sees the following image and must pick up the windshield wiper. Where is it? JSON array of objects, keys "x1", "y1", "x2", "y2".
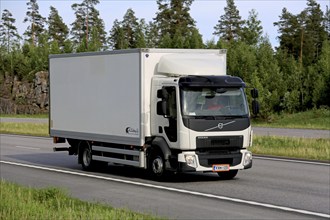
[
  {"x1": 194, "y1": 116, "x2": 216, "y2": 120},
  {"x1": 218, "y1": 115, "x2": 247, "y2": 119},
  {"x1": 185, "y1": 115, "x2": 247, "y2": 120}
]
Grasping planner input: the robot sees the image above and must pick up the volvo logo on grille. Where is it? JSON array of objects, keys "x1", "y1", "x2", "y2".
[{"x1": 205, "y1": 121, "x2": 236, "y2": 131}]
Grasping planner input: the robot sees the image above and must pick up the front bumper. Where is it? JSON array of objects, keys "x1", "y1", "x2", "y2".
[{"x1": 177, "y1": 149, "x2": 252, "y2": 172}]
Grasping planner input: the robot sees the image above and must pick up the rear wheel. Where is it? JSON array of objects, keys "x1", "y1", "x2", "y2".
[
  {"x1": 79, "y1": 142, "x2": 95, "y2": 171},
  {"x1": 217, "y1": 170, "x2": 238, "y2": 180}
]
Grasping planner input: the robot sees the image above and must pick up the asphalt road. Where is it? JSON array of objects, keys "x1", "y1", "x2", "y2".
[
  {"x1": 0, "y1": 134, "x2": 329, "y2": 219},
  {"x1": 1, "y1": 117, "x2": 329, "y2": 138}
]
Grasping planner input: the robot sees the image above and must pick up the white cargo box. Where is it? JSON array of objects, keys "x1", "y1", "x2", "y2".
[
  {"x1": 50, "y1": 50, "x2": 144, "y2": 145},
  {"x1": 49, "y1": 49, "x2": 226, "y2": 146}
]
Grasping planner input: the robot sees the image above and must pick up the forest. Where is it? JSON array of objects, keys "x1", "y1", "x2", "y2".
[{"x1": 0, "y1": 0, "x2": 329, "y2": 118}]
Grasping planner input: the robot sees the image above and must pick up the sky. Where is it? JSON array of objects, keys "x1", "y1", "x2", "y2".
[{"x1": 1, "y1": 0, "x2": 329, "y2": 48}]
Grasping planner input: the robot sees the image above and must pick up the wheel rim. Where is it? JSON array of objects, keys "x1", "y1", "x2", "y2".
[
  {"x1": 83, "y1": 148, "x2": 91, "y2": 167},
  {"x1": 152, "y1": 157, "x2": 163, "y2": 175}
]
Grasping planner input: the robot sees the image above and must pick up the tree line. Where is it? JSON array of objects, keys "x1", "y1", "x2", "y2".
[{"x1": 0, "y1": 0, "x2": 329, "y2": 118}]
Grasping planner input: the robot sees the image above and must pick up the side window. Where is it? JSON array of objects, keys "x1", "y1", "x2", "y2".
[
  {"x1": 166, "y1": 87, "x2": 177, "y2": 118},
  {"x1": 157, "y1": 86, "x2": 177, "y2": 118}
]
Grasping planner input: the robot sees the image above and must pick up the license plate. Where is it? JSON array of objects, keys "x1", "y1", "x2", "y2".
[{"x1": 212, "y1": 164, "x2": 230, "y2": 172}]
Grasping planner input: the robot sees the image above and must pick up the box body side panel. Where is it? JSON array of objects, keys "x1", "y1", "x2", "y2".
[{"x1": 50, "y1": 52, "x2": 142, "y2": 145}]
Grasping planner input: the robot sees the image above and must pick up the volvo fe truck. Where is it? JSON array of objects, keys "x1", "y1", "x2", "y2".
[{"x1": 50, "y1": 48, "x2": 259, "y2": 180}]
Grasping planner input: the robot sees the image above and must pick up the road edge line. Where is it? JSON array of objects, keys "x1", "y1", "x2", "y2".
[{"x1": 1, "y1": 160, "x2": 329, "y2": 219}]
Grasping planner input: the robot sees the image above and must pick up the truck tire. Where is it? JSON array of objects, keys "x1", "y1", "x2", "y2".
[
  {"x1": 79, "y1": 142, "x2": 95, "y2": 171},
  {"x1": 217, "y1": 170, "x2": 238, "y2": 180},
  {"x1": 148, "y1": 149, "x2": 166, "y2": 179}
]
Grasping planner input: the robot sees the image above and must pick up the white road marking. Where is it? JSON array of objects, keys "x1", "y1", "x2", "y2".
[
  {"x1": 1, "y1": 160, "x2": 329, "y2": 218},
  {"x1": 254, "y1": 156, "x2": 330, "y2": 166},
  {"x1": 15, "y1": 146, "x2": 41, "y2": 150}
]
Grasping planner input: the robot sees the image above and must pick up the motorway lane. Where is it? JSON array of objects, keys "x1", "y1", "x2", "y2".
[{"x1": 1, "y1": 134, "x2": 329, "y2": 219}]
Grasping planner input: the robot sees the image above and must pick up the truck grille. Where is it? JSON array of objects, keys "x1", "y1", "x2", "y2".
[
  {"x1": 196, "y1": 136, "x2": 243, "y2": 167},
  {"x1": 196, "y1": 136, "x2": 243, "y2": 149}
]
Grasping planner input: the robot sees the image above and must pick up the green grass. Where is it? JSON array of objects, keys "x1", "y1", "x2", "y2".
[
  {"x1": 251, "y1": 136, "x2": 330, "y2": 161},
  {"x1": 0, "y1": 113, "x2": 48, "y2": 118},
  {"x1": 0, "y1": 180, "x2": 162, "y2": 220},
  {"x1": 252, "y1": 108, "x2": 330, "y2": 130},
  {"x1": 0, "y1": 122, "x2": 49, "y2": 136}
]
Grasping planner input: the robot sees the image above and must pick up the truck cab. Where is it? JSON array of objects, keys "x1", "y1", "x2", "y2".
[
  {"x1": 150, "y1": 75, "x2": 254, "y2": 179},
  {"x1": 147, "y1": 52, "x2": 257, "y2": 179}
]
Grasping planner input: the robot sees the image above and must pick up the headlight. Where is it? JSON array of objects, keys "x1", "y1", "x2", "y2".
[
  {"x1": 243, "y1": 151, "x2": 253, "y2": 166},
  {"x1": 185, "y1": 155, "x2": 197, "y2": 168}
]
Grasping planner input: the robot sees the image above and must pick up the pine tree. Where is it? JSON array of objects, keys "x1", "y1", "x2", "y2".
[
  {"x1": 135, "y1": 19, "x2": 147, "y2": 48},
  {"x1": 274, "y1": 8, "x2": 298, "y2": 54},
  {"x1": 88, "y1": 26, "x2": 103, "y2": 51},
  {"x1": 170, "y1": 0, "x2": 195, "y2": 36},
  {"x1": 325, "y1": 6, "x2": 330, "y2": 38},
  {"x1": 205, "y1": 38, "x2": 217, "y2": 49},
  {"x1": 256, "y1": 39, "x2": 284, "y2": 113},
  {"x1": 23, "y1": 0, "x2": 46, "y2": 46},
  {"x1": 154, "y1": 0, "x2": 200, "y2": 48},
  {"x1": 303, "y1": 0, "x2": 327, "y2": 65},
  {"x1": 0, "y1": 9, "x2": 21, "y2": 52},
  {"x1": 189, "y1": 28, "x2": 204, "y2": 49},
  {"x1": 241, "y1": 9, "x2": 263, "y2": 46},
  {"x1": 122, "y1": 8, "x2": 139, "y2": 48},
  {"x1": 48, "y1": 6, "x2": 69, "y2": 52},
  {"x1": 108, "y1": 19, "x2": 128, "y2": 49},
  {"x1": 315, "y1": 40, "x2": 330, "y2": 106},
  {"x1": 71, "y1": 0, "x2": 106, "y2": 51},
  {"x1": 89, "y1": 7, "x2": 107, "y2": 50},
  {"x1": 144, "y1": 21, "x2": 158, "y2": 48},
  {"x1": 275, "y1": 48, "x2": 303, "y2": 112},
  {"x1": 154, "y1": 0, "x2": 171, "y2": 41},
  {"x1": 108, "y1": 9, "x2": 148, "y2": 49},
  {"x1": 213, "y1": 0, "x2": 244, "y2": 42},
  {"x1": 274, "y1": 0, "x2": 327, "y2": 66}
]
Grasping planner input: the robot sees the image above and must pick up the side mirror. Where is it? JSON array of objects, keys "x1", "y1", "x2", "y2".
[
  {"x1": 251, "y1": 88, "x2": 259, "y2": 99},
  {"x1": 157, "y1": 88, "x2": 168, "y2": 99},
  {"x1": 157, "y1": 100, "x2": 168, "y2": 116},
  {"x1": 252, "y1": 100, "x2": 260, "y2": 115}
]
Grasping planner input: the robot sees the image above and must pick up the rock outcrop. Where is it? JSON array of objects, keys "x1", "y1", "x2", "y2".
[{"x1": 0, "y1": 71, "x2": 49, "y2": 114}]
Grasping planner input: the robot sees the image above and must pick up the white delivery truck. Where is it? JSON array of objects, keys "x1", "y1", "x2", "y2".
[{"x1": 50, "y1": 48, "x2": 259, "y2": 179}]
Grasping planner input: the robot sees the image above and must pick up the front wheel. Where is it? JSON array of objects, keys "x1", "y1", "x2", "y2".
[
  {"x1": 217, "y1": 170, "x2": 238, "y2": 180},
  {"x1": 148, "y1": 149, "x2": 166, "y2": 179}
]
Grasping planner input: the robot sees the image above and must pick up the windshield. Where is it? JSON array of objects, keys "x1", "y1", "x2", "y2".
[{"x1": 181, "y1": 87, "x2": 249, "y2": 117}]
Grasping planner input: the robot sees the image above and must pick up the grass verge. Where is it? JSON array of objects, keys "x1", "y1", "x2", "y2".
[
  {"x1": 252, "y1": 108, "x2": 330, "y2": 130},
  {"x1": 0, "y1": 122, "x2": 49, "y2": 136},
  {"x1": 0, "y1": 180, "x2": 162, "y2": 220},
  {"x1": 0, "y1": 114, "x2": 48, "y2": 118},
  {"x1": 252, "y1": 136, "x2": 330, "y2": 161}
]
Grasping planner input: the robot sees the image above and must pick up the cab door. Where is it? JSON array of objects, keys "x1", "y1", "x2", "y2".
[{"x1": 153, "y1": 85, "x2": 180, "y2": 148}]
